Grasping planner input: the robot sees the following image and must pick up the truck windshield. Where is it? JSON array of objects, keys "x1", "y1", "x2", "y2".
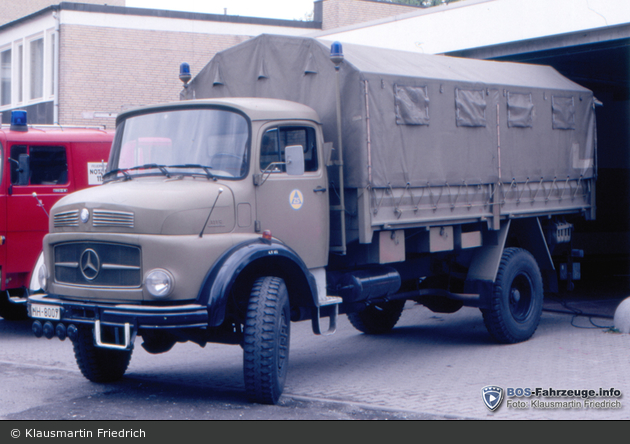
[{"x1": 109, "y1": 108, "x2": 249, "y2": 180}]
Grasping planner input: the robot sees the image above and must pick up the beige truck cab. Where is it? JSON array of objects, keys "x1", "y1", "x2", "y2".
[{"x1": 29, "y1": 98, "x2": 334, "y2": 405}]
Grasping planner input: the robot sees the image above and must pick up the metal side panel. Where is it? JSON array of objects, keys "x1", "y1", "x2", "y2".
[
  {"x1": 466, "y1": 221, "x2": 511, "y2": 283},
  {"x1": 509, "y1": 217, "x2": 554, "y2": 273}
]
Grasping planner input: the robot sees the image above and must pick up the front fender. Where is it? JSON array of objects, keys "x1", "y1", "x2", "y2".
[{"x1": 198, "y1": 238, "x2": 318, "y2": 327}]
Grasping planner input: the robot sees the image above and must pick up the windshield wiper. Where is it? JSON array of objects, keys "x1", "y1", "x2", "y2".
[
  {"x1": 128, "y1": 163, "x2": 171, "y2": 178},
  {"x1": 103, "y1": 168, "x2": 131, "y2": 181},
  {"x1": 103, "y1": 164, "x2": 171, "y2": 182},
  {"x1": 168, "y1": 164, "x2": 216, "y2": 180}
]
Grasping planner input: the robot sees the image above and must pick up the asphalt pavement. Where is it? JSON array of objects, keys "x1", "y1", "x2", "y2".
[
  {"x1": 282, "y1": 293, "x2": 629, "y2": 420},
  {"x1": 0, "y1": 277, "x2": 628, "y2": 421}
]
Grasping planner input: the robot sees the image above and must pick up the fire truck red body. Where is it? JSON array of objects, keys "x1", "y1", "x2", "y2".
[{"x1": 0, "y1": 113, "x2": 113, "y2": 319}]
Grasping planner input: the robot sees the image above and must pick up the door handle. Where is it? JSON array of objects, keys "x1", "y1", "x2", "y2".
[{"x1": 313, "y1": 186, "x2": 327, "y2": 194}]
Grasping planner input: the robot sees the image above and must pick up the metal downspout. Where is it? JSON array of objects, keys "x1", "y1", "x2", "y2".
[{"x1": 52, "y1": 10, "x2": 60, "y2": 124}]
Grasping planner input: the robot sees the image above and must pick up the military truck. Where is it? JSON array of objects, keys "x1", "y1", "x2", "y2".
[{"x1": 28, "y1": 35, "x2": 597, "y2": 405}]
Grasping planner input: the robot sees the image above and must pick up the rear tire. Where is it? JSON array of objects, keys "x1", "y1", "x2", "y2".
[
  {"x1": 73, "y1": 325, "x2": 132, "y2": 383},
  {"x1": 481, "y1": 248, "x2": 543, "y2": 344},
  {"x1": 243, "y1": 276, "x2": 290, "y2": 405},
  {"x1": 347, "y1": 299, "x2": 406, "y2": 334}
]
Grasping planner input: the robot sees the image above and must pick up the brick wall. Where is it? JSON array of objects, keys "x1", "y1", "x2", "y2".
[
  {"x1": 58, "y1": 24, "x2": 249, "y2": 127},
  {"x1": 321, "y1": 0, "x2": 419, "y2": 30},
  {"x1": 18, "y1": 1, "x2": 422, "y2": 127},
  {"x1": 0, "y1": 1, "x2": 126, "y2": 26}
]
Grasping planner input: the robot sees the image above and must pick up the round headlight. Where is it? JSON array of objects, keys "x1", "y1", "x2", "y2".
[
  {"x1": 38, "y1": 263, "x2": 48, "y2": 291},
  {"x1": 145, "y1": 269, "x2": 174, "y2": 298}
]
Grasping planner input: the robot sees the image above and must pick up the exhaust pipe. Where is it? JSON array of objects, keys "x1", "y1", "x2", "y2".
[{"x1": 335, "y1": 267, "x2": 401, "y2": 303}]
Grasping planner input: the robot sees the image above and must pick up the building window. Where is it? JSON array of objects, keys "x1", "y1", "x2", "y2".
[
  {"x1": 1, "y1": 49, "x2": 11, "y2": 106},
  {"x1": 29, "y1": 38, "x2": 44, "y2": 100},
  {"x1": 0, "y1": 30, "x2": 56, "y2": 109},
  {"x1": 49, "y1": 32, "x2": 55, "y2": 96},
  {"x1": 17, "y1": 44, "x2": 23, "y2": 103}
]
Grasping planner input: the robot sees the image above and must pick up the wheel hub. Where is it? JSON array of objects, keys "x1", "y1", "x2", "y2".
[{"x1": 510, "y1": 288, "x2": 521, "y2": 304}]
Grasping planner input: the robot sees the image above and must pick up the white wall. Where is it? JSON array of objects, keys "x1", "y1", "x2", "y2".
[
  {"x1": 61, "y1": 9, "x2": 316, "y2": 37},
  {"x1": 312, "y1": 0, "x2": 630, "y2": 54}
]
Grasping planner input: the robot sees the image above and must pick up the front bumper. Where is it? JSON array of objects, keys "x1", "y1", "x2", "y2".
[{"x1": 28, "y1": 293, "x2": 209, "y2": 329}]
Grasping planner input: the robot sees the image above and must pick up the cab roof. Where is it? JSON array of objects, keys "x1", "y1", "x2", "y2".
[
  {"x1": 0, "y1": 125, "x2": 114, "y2": 143},
  {"x1": 116, "y1": 97, "x2": 322, "y2": 126}
]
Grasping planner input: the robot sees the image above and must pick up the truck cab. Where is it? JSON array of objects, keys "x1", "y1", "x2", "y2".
[
  {"x1": 28, "y1": 98, "x2": 329, "y2": 404},
  {"x1": 0, "y1": 111, "x2": 113, "y2": 319}
]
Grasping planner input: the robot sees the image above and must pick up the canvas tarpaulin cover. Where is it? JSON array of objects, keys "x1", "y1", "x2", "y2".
[{"x1": 183, "y1": 34, "x2": 596, "y2": 190}]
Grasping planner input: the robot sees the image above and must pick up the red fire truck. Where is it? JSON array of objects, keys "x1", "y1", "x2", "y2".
[{"x1": 0, "y1": 111, "x2": 113, "y2": 319}]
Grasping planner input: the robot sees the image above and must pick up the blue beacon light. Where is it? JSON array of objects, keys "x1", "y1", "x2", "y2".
[
  {"x1": 330, "y1": 41, "x2": 344, "y2": 68},
  {"x1": 179, "y1": 62, "x2": 192, "y2": 87},
  {"x1": 10, "y1": 110, "x2": 28, "y2": 132}
]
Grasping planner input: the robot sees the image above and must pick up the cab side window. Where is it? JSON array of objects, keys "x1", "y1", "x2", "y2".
[
  {"x1": 260, "y1": 126, "x2": 317, "y2": 173},
  {"x1": 10, "y1": 145, "x2": 68, "y2": 185},
  {"x1": 9, "y1": 145, "x2": 26, "y2": 184}
]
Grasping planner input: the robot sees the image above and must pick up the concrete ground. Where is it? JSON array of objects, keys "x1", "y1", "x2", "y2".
[
  {"x1": 1, "y1": 270, "x2": 628, "y2": 421},
  {"x1": 281, "y1": 272, "x2": 630, "y2": 420}
]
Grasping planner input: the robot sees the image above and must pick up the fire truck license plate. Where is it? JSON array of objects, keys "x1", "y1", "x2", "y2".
[{"x1": 30, "y1": 304, "x2": 60, "y2": 320}]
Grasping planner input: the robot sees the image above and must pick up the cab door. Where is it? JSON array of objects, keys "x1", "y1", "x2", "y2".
[
  {"x1": 254, "y1": 124, "x2": 329, "y2": 269},
  {"x1": 6, "y1": 144, "x2": 70, "y2": 286},
  {"x1": 0, "y1": 140, "x2": 7, "y2": 289}
]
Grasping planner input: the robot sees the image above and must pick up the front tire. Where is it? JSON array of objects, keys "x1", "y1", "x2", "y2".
[
  {"x1": 347, "y1": 299, "x2": 406, "y2": 334},
  {"x1": 73, "y1": 325, "x2": 133, "y2": 383},
  {"x1": 481, "y1": 248, "x2": 543, "y2": 344},
  {"x1": 243, "y1": 276, "x2": 290, "y2": 405}
]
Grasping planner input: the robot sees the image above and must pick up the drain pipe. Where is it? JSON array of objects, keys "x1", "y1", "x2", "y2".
[{"x1": 52, "y1": 10, "x2": 60, "y2": 124}]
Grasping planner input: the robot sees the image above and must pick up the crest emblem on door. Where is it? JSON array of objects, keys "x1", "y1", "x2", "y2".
[{"x1": 289, "y1": 189, "x2": 304, "y2": 210}]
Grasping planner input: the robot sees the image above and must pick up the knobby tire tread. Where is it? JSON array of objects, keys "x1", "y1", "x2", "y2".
[
  {"x1": 73, "y1": 326, "x2": 132, "y2": 383},
  {"x1": 243, "y1": 276, "x2": 290, "y2": 405},
  {"x1": 347, "y1": 299, "x2": 406, "y2": 335},
  {"x1": 482, "y1": 247, "x2": 543, "y2": 344}
]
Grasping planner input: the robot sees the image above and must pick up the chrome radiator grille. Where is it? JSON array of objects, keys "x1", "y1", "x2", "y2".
[
  {"x1": 54, "y1": 210, "x2": 79, "y2": 227},
  {"x1": 93, "y1": 210, "x2": 135, "y2": 228},
  {"x1": 54, "y1": 242, "x2": 141, "y2": 287}
]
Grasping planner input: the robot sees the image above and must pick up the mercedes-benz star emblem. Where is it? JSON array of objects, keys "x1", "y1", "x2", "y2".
[
  {"x1": 80, "y1": 248, "x2": 100, "y2": 280},
  {"x1": 80, "y1": 208, "x2": 90, "y2": 223}
]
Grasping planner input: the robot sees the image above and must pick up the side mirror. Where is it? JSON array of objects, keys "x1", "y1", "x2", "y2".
[
  {"x1": 18, "y1": 153, "x2": 30, "y2": 186},
  {"x1": 324, "y1": 142, "x2": 334, "y2": 167},
  {"x1": 284, "y1": 145, "x2": 304, "y2": 176}
]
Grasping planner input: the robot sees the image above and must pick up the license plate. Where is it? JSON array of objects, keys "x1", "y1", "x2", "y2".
[{"x1": 30, "y1": 304, "x2": 61, "y2": 320}]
